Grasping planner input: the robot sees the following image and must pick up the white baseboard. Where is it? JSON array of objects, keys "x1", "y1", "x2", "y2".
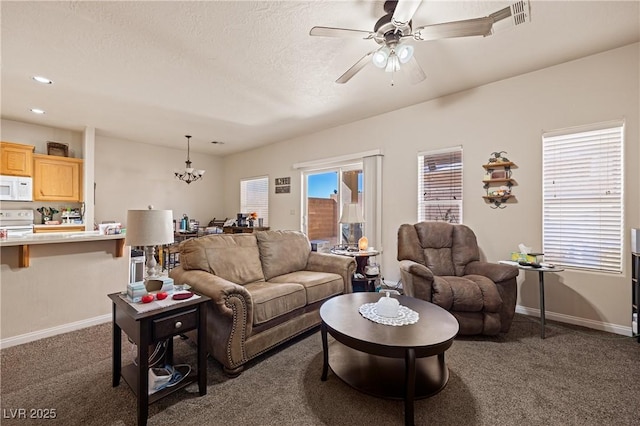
[
  {"x1": 0, "y1": 314, "x2": 112, "y2": 349},
  {"x1": 515, "y1": 305, "x2": 632, "y2": 337}
]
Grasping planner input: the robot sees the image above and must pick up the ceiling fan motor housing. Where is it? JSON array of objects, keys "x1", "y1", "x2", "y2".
[{"x1": 374, "y1": 13, "x2": 411, "y2": 47}]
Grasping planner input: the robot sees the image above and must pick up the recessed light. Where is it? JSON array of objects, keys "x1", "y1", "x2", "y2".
[
  {"x1": 30, "y1": 108, "x2": 46, "y2": 114},
  {"x1": 32, "y1": 76, "x2": 53, "y2": 84}
]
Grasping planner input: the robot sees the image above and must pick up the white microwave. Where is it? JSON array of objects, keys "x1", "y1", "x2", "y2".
[{"x1": 0, "y1": 175, "x2": 33, "y2": 201}]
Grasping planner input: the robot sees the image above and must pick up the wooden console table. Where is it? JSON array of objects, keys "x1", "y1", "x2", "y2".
[{"x1": 222, "y1": 226, "x2": 269, "y2": 234}]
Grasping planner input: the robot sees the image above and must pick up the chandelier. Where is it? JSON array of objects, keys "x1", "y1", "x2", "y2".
[{"x1": 174, "y1": 135, "x2": 205, "y2": 184}]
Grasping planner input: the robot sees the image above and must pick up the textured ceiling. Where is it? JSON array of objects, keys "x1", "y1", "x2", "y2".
[{"x1": 1, "y1": 1, "x2": 638, "y2": 156}]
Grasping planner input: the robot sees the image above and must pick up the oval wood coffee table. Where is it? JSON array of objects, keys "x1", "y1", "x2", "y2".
[{"x1": 320, "y1": 293, "x2": 459, "y2": 426}]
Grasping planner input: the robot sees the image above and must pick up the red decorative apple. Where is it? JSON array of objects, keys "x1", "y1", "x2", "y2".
[
  {"x1": 141, "y1": 294, "x2": 154, "y2": 304},
  {"x1": 156, "y1": 291, "x2": 168, "y2": 300}
]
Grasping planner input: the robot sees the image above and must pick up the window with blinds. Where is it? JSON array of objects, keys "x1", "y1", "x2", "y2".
[
  {"x1": 542, "y1": 121, "x2": 624, "y2": 273},
  {"x1": 240, "y1": 176, "x2": 269, "y2": 226},
  {"x1": 418, "y1": 147, "x2": 463, "y2": 223}
]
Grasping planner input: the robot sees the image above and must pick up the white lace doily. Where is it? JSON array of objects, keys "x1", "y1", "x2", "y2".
[{"x1": 358, "y1": 303, "x2": 419, "y2": 326}]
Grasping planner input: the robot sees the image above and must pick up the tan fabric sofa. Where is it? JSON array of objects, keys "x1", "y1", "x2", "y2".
[{"x1": 169, "y1": 230, "x2": 356, "y2": 376}]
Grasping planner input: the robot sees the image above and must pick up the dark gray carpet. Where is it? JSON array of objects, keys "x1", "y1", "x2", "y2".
[{"x1": 1, "y1": 314, "x2": 639, "y2": 425}]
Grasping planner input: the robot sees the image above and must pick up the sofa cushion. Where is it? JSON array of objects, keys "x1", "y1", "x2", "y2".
[
  {"x1": 243, "y1": 282, "x2": 306, "y2": 325},
  {"x1": 256, "y1": 230, "x2": 311, "y2": 281},
  {"x1": 268, "y1": 271, "x2": 343, "y2": 304},
  {"x1": 179, "y1": 234, "x2": 265, "y2": 285}
]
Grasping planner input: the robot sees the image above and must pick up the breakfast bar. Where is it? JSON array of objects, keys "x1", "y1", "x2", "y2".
[
  {"x1": 1, "y1": 231, "x2": 129, "y2": 346},
  {"x1": 0, "y1": 232, "x2": 125, "y2": 267}
]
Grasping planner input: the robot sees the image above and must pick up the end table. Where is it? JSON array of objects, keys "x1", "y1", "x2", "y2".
[
  {"x1": 331, "y1": 248, "x2": 381, "y2": 292},
  {"x1": 108, "y1": 292, "x2": 210, "y2": 426}
]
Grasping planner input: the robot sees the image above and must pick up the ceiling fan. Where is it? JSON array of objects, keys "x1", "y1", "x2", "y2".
[{"x1": 310, "y1": 0, "x2": 531, "y2": 85}]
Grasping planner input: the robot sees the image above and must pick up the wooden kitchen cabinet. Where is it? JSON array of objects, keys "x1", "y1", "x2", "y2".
[
  {"x1": 33, "y1": 154, "x2": 83, "y2": 201},
  {"x1": 0, "y1": 141, "x2": 35, "y2": 176}
]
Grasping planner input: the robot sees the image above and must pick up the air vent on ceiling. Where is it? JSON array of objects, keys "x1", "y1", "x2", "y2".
[{"x1": 510, "y1": 0, "x2": 530, "y2": 26}]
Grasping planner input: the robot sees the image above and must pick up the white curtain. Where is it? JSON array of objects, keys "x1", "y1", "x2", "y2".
[{"x1": 363, "y1": 154, "x2": 383, "y2": 251}]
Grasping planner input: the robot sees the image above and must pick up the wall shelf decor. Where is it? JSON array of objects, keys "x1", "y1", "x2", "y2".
[{"x1": 482, "y1": 155, "x2": 516, "y2": 208}]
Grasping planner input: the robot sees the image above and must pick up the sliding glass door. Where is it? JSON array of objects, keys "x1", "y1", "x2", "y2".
[{"x1": 303, "y1": 164, "x2": 363, "y2": 247}]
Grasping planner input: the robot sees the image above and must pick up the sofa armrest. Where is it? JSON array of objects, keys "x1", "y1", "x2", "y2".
[
  {"x1": 169, "y1": 266, "x2": 256, "y2": 371},
  {"x1": 170, "y1": 267, "x2": 251, "y2": 314},
  {"x1": 306, "y1": 252, "x2": 357, "y2": 293},
  {"x1": 399, "y1": 260, "x2": 434, "y2": 299},
  {"x1": 464, "y1": 261, "x2": 518, "y2": 283}
]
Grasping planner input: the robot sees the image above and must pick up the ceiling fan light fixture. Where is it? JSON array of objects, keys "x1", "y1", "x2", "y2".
[
  {"x1": 385, "y1": 53, "x2": 401, "y2": 73},
  {"x1": 396, "y1": 44, "x2": 414, "y2": 64},
  {"x1": 372, "y1": 47, "x2": 390, "y2": 68}
]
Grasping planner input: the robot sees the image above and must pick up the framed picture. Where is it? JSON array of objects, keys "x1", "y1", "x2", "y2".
[
  {"x1": 275, "y1": 177, "x2": 290, "y2": 186},
  {"x1": 490, "y1": 170, "x2": 507, "y2": 179},
  {"x1": 47, "y1": 141, "x2": 69, "y2": 157},
  {"x1": 275, "y1": 185, "x2": 290, "y2": 194}
]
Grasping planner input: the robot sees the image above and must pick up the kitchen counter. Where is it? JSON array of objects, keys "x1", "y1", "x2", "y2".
[
  {"x1": 0, "y1": 231, "x2": 125, "y2": 267},
  {"x1": 33, "y1": 223, "x2": 86, "y2": 233},
  {"x1": 1, "y1": 231, "x2": 129, "y2": 346}
]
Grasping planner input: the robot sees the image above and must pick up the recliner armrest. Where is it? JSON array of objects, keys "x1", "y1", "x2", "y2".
[
  {"x1": 399, "y1": 260, "x2": 435, "y2": 299},
  {"x1": 464, "y1": 261, "x2": 518, "y2": 283},
  {"x1": 399, "y1": 260, "x2": 435, "y2": 281}
]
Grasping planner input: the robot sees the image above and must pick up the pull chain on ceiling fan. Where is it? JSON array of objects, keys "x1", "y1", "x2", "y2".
[{"x1": 309, "y1": 0, "x2": 531, "y2": 85}]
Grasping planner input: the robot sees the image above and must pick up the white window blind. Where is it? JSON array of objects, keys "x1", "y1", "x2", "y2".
[
  {"x1": 542, "y1": 121, "x2": 624, "y2": 273},
  {"x1": 418, "y1": 147, "x2": 462, "y2": 223},
  {"x1": 240, "y1": 176, "x2": 269, "y2": 226}
]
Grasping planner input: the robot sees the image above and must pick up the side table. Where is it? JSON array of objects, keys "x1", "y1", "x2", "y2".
[
  {"x1": 508, "y1": 263, "x2": 565, "y2": 339},
  {"x1": 330, "y1": 248, "x2": 381, "y2": 292},
  {"x1": 108, "y1": 292, "x2": 210, "y2": 426}
]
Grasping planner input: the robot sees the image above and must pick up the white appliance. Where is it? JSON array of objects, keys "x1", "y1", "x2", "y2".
[
  {"x1": 0, "y1": 209, "x2": 35, "y2": 237},
  {"x1": 0, "y1": 175, "x2": 33, "y2": 201}
]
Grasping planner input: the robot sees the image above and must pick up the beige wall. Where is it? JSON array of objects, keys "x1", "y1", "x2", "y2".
[
  {"x1": 1, "y1": 119, "x2": 84, "y2": 157},
  {"x1": 1, "y1": 43, "x2": 638, "y2": 344},
  {"x1": 0, "y1": 123, "x2": 226, "y2": 344},
  {"x1": 94, "y1": 135, "x2": 226, "y2": 227},
  {"x1": 1, "y1": 240, "x2": 128, "y2": 343},
  {"x1": 222, "y1": 43, "x2": 640, "y2": 333}
]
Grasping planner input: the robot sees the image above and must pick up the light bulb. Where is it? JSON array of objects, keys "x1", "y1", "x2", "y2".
[
  {"x1": 372, "y1": 47, "x2": 390, "y2": 68},
  {"x1": 396, "y1": 44, "x2": 414, "y2": 64}
]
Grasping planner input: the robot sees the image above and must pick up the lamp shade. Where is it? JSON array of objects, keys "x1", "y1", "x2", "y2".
[
  {"x1": 339, "y1": 203, "x2": 365, "y2": 224},
  {"x1": 125, "y1": 208, "x2": 174, "y2": 246}
]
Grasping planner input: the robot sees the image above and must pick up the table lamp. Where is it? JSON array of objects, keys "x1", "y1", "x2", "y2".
[
  {"x1": 339, "y1": 203, "x2": 365, "y2": 246},
  {"x1": 125, "y1": 206, "x2": 174, "y2": 279}
]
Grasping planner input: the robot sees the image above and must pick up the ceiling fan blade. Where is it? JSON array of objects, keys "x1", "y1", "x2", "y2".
[
  {"x1": 310, "y1": 26, "x2": 375, "y2": 40},
  {"x1": 412, "y1": 17, "x2": 494, "y2": 41},
  {"x1": 336, "y1": 51, "x2": 376, "y2": 84},
  {"x1": 392, "y1": 0, "x2": 422, "y2": 28},
  {"x1": 403, "y1": 55, "x2": 426, "y2": 85}
]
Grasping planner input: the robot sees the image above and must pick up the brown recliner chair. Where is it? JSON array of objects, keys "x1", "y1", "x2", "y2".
[{"x1": 397, "y1": 222, "x2": 519, "y2": 335}]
